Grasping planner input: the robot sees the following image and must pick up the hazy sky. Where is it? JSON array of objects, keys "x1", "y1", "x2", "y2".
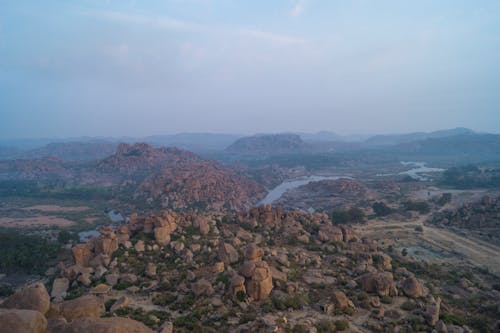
[{"x1": 1, "y1": 0, "x2": 500, "y2": 139}]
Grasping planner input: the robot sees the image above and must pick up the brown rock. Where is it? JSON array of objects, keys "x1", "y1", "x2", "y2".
[
  {"x1": 50, "y1": 317, "x2": 154, "y2": 333},
  {"x1": 60, "y1": 295, "x2": 105, "y2": 321},
  {"x1": 245, "y1": 261, "x2": 273, "y2": 301},
  {"x1": 191, "y1": 279, "x2": 214, "y2": 297},
  {"x1": 425, "y1": 296, "x2": 441, "y2": 327},
  {"x1": 231, "y1": 275, "x2": 246, "y2": 299},
  {"x1": 358, "y1": 271, "x2": 396, "y2": 297},
  {"x1": 218, "y1": 243, "x2": 239, "y2": 265},
  {"x1": 146, "y1": 263, "x2": 157, "y2": 277},
  {"x1": 0, "y1": 308, "x2": 47, "y2": 333},
  {"x1": 93, "y1": 236, "x2": 118, "y2": 257},
  {"x1": 0, "y1": 283, "x2": 50, "y2": 315},
  {"x1": 110, "y1": 296, "x2": 131, "y2": 313},
  {"x1": 154, "y1": 226, "x2": 171, "y2": 246},
  {"x1": 193, "y1": 216, "x2": 210, "y2": 236},
  {"x1": 71, "y1": 243, "x2": 93, "y2": 267},
  {"x1": 332, "y1": 291, "x2": 351, "y2": 310},
  {"x1": 134, "y1": 240, "x2": 145, "y2": 252},
  {"x1": 51, "y1": 278, "x2": 69, "y2": 300},
  {"x1": 245, "y1": 243, "x2": 264, "y2": 262},
  {"x1": 401, "y1": 276, "x2": 424, "y2": 298}
]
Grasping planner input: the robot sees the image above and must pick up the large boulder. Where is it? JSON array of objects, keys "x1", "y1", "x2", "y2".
[
  {"x1": 47, "y1": 317, "x2": 154, "y2": 333},
  {"x1": 59, "y1": 295, "x2": 105, "y2": 321},
  {"x1": 358, "y1": 271, "x2": 397, "y2": 297},
  {"x1": 244, "y1": 243, "x2": 264, "y2": 262},
  {"x1": 154, "y1": 226, "x2": 171, "y2": 246},
  {"x1": 218, "y1": 243, "x2": 239, "y2": 265},
  {"x1": 0, "y1": 308, "x2": 47, "y2": 333},
  {"x1": 245, "y1": 261, "x2": 273, "y2": 301},
  {"x1": 72, "y1": 243, "x2": 93, "y2": 267},
  {"x1": 51, "y1": 278, "x2": 70, "y2": 300},
  {"x1": 191, "y1": 279, "x2": 214, "y2": 297},
  {"x1": 193, "y1": 216, "x2": 210, "y2": 236},
  {"x1": 401, "y1": 277, "x2": 424, "y2": 298},
  {"x1": 425, "y1": 296, "x2": 441, "y2": 327},
  {"x1": 0, "y1": 283, "x2": 50, "y2": 315}
]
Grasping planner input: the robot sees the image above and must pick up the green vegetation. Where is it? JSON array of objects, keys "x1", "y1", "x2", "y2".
[
  {"x1": 441, "y1": 165, "x2": 500, "y2": 189},
  {"x1": 372, "y1": 201, "x2": 392, "y2": 216},
  {"x1": 331, "y1": 207, "x2": 365, "y2": 224},
  {"x1": 403, "y1": 200, "x2": 430, "y2": 214},
  {"x1": 0, "y1": 230, "x2": 60, "y2": 274}
]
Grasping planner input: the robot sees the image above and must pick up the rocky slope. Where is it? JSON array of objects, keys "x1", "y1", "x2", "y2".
[
  {"x1": 2, "y1": 205, "x2": 496, "y2": 332},
  {"x1": 99, "y1": 143, "x2": 266, "y2": 210}
]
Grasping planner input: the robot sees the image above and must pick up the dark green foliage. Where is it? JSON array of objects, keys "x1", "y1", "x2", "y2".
[
  {"x1": 334, "y1": 319, "x2": 349, "y2": 331},
  {"x1": 414, "y1": 225, "x2": 423, "y2": 232},
  {"x1": 113, "y1": 281, "x2": 132, "y2": 290},
  {"x1": 372, "y1": 201, "x2": 392, "y2": 216},
  {"x1": 293, "y1": 324, "x2": 309, "y2": 333},
  {"x1": 315, "y1": 319, "x2": 336, "y2": 333},
  {"x1": 0, "y1": 230, "x2": 60, "y2": 274},
  {"x1": 57, "y1": 230, "x2": 79, "y2": 244},
  {"x1": 236, "y1": 290, "x2": 247, "y2": 302},
  {"x1": 153, "y1": 293, "x2": 177, "y2": 307},
  {"x1": 440, "y1": 312, "x2": 466, "y2": 326},
  {"x1": 441, "y1": 165, "x2": 500, "y2": 189},
  {"x1": 0, "y1": 284, "x2": 14, "y2": 297},
  {"x1": 403, "y1": 200, "x2": 430, "y2": 214},
  {"x1": 436, "y1": 193, "x2": 452, "y2": 206},
  {"x1": 105, "y1": 299, "x2": 117, "y2": 312},
  {"x1": 331, "y1": 207, "x2": 365, "y2": 224},
  {"x1": 380, "y1": 295, "x2": 393, "y2": 304},
  {"x1": 114, "y1": 307, "x2": 169, "y2": 328}
]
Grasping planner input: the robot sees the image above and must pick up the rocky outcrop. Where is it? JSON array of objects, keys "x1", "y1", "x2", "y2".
[
  {"x1": 401, "y1": 276, "x2": 424, "y2": 298},
  {"x1": 218, "y1": 243, "x2": 239, "y2": 265},
  {"x1": 0, "y1": 283, "x2": 50, "y2": 315},
  {"x1": 51, "y1": 278, "x2": 69, "y2": 300},
  {"x1": 240, "y1": 243, "x2": 273, "y2": 301},
  {"x1": 47, "y1": 317, "x2": 155, "y2": 333},
  {"x1": 358, "y1": 271, "x2": 397, "y2": 297},
  {"x1": 425, "y1": 296, "x2": 441, "y2": 326},
  {"x1": 0, "y1": 308, "x2": 47, "y2": 333},
  {"x1": 55, "y1": 295, "x2": 105, "y2": 321}
]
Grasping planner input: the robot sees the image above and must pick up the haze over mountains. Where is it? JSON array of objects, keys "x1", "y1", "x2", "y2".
[{"x1": 1, "y1": 128, "x2": 498, "y2": 163}]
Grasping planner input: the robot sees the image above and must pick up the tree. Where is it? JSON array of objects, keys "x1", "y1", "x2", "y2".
[{"x1": 372, "y1": 202, "x2": 392, "y2": 216}]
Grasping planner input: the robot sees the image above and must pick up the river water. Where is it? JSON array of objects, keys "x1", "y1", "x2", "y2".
[{"x1": 259, "y1": 175, "x2": 347, "y2": 205}]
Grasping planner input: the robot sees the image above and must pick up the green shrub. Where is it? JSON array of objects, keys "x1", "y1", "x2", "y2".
[
  {"x1": 380, "y1": 295, "x2": 393, "y2": 304},
  {"x1": 334, "y1": 319, "x2": 349, "y2": 331},
  {"x1": 315, "y1": 319, "x2": 335, "y2": 333}
]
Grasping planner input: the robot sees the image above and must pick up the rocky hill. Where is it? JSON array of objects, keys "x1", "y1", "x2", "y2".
[
  {"x1": 225, "y1": 134, "x2": 310, "y2": 154},
  {"x1": 99, "y1": 143, "x2": 267, "y2": 211},
  {"x1": 2, "y1": 205, "x2": 496, "y2": 332}
]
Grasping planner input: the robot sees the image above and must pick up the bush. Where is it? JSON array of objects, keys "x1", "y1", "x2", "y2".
[
  {"x1": 380, "y1": 295, "x2": 393, "y2": 304},
  {"x1": 372, "y1": 202, "x2": 392, "y2": 216},
  {"x1": 0, "y1": 284, "x2": 14, "y2": 297},
  {"x1": 0, "y1": 231, "x2": 60, "y2": 275},
  {"x1": 332, "y1": 207, "x2": 365, "y2": 224},
  {"x1": 315, "y1": 319, "x2": 335, "y2": 333},
  {"x1": 334, "y1": 319, "x2": 349, "y2": 331},
  {"x1": 414, "y1": 225, "x2": 423, "y2": 232}
]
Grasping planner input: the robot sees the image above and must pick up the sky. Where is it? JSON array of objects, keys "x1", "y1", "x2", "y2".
[{"x1": 1, "y1": 0, "x2": 500, "y2": 139}]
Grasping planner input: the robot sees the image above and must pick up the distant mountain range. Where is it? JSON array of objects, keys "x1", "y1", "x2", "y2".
[{"x1": 2, "y1": 128, "x2": 499, "y2": 161}]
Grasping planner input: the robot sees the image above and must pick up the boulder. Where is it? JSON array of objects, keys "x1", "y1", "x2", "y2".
[
  {"x1": 60, "y1": 295, "x2": 105, "y2": 321},
  {"x1": 401, "y1": 277, "x2": 424, "y2": 298},
  {"x1": 0, "y1": 308, "x2": 47, "y2": 333},
  {"x1": 244, "y1": 243, "x2": 264, "y2": 262},
  {"x1": 110, "y1": 296, "x2": 131, "y2": 313},
  {"x1": 193, "y1": 217, "x2": 210, "y2": 236},
  {"x1": 231, "y1": 275, "x2": 246, "y2": 299},
  {"x1": 48, "y1": 317, "x2": 154, "y2": 333},
  {"x1": 71, "y1": 243, "x2": 93, "y2": 267},
  {"x1": 154, "y1": 227, "x2": 171, "y2": 246},
  {"x1": 245, "y1": 261, "x2": 273, "y2": 301},
  {"x1": 218, "y1": 243, "x2": 239, "y2": 265},
  {"x1": 51, "y1": 278, "x2": 69, "y2": 300},
  {"x1": 191, "y1": 279, "x2": 214, "y2": 297},
  {"x1": 93, "y1": 236, "x2": 118, "y2": 257},
  {"x1": 134, "y1": 240, "x2": 145, "y2": 252},
  {"x1": 332, "y1": 291, "x2": 352, "y2": 310},
  {"x1": 425, "y1": 296, "x2": 441, "y2": 327},
  {"x1": 0, "y1": 283, "x2": 50, "y2": 315},
  {"x1": 146, "y1": 263, "x2": 157, "y2": 277},
  {"x1": 159, "y1": 321, "x2": 174, "y2": 333},
  {"x1": 358, "y1": 271, "x2": 397, "y2": 297}
]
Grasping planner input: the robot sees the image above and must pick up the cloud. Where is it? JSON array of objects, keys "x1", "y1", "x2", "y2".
[
  {"x1": 79, "y1": 9, "x2": 203, "y2": 32},
  {"x1": 290, "y1": 0, "x2": 306, "y2": 17},
  {"x1": 238, "y1": 29, "x2": 305, "y2": 45}
]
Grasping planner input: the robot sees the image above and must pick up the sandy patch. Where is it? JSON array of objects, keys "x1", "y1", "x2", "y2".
[
  {"x1": 0, "y1": 216, "x2": 76, "y2": 228},
  {"x1": 22, "y1": 205, "x2": 90, "y2": 212}
]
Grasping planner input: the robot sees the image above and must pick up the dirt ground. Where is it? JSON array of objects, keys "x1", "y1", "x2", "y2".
[
  {"x1": 0, "y1": 216, "x2": 76, "y2": 227},
  {"x1": 355, "y1": 215, "x2": 500, "y2": 277},
  {"x1": 22, "y1": 205, "x2": 90, "y2": 212}
]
